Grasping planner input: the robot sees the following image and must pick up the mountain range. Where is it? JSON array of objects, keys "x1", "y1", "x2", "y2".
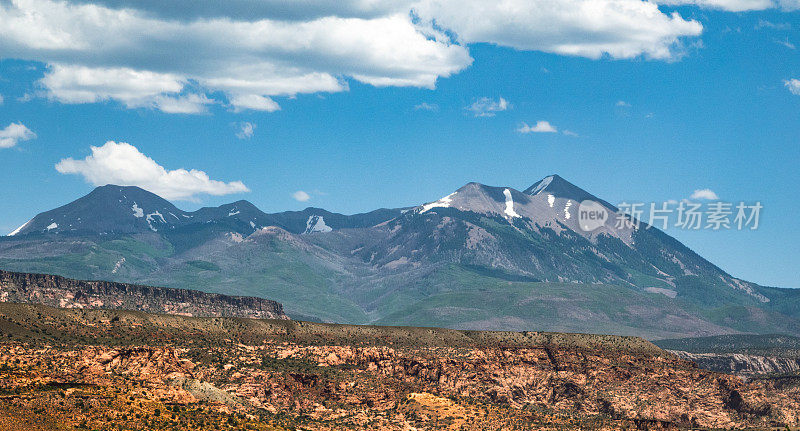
[{"x1": 2, "y1": 175, "x2": 798, "y2": 339}]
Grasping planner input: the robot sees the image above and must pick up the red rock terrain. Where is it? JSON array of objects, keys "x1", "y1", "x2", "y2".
[{"x1": 1, "y1": 302, "x2": 799, "y2": 430}]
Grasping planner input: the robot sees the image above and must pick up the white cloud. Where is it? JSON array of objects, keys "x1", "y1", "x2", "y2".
[
  {"x1": 292, "y1": 190, "x2": 311, "y2": 202},
  {"x1": 517, "y1": 121, "x2": 557, "y2": 133},
  {"x1": 39, "y1": 65, "x2": 215, "y2": 113},
  {"x1": 690, "y1": 188, "x2": 720, "y2": 200},
  {"x1": 781, "y1": 0, "x2": 800, "y2": 9},
  {"x1": 235, "y1": 122, "x2": 256, "y2": 139},
  {"x1": 154, "y1": 94, "x2": 215, "y2": 114},
  {"x1": 65, "y1": 0, "x2": 412, "y2": 21},
  {"x1": 0, "y1": 0, "x2": 709, "y2": 114},
  {"x1": 414, "y1": 102, "x2": 438, "y2": 111},
  {"x1": 40, "y1": 64, "x2": 184, "y2": 106},
  {"x1": 0, "y1": 0, "x2": 471, "y2": 114},
  {"x1": 0, "y1": 122, "x2": 36, "y2": 148},
  {"x1": 55, "y1": 141, "x2": 249, "y2": 200},
  {"x1": 229, "y1": 94, "x2": 281, "y2": 113},
  {"x1": 659, "y1": 0, "x2": 800, "y2": 10},
  {"x1": 0, "y1": 94, "x2": 4, "y2": 105},
  {"x1": 658, "y1": 0, "x2": 773, "y2": 11},
  {"x1": 785, "y1": 79, "x2": 800, "y2": 95},
  {"x1": 466, "y1": 97, "x2": 509, "y2": 117},
  {"x1": 562, "y1": 130, "x2": 579, "y2": 137},
  {"x1": 616, "y1": 100, "x2": 631, "y2": 107},
  {"x1": 414, "y1": 0, "x2": 703, "y2": 60}
]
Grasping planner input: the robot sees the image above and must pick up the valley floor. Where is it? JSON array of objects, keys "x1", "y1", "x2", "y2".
[{"x1": 1, "y1": 303, "x2": 800, "y2": 430}]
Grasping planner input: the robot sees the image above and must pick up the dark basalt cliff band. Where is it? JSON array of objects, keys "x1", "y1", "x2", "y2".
[{"x1": 0, "y1": 270, "x2": 288, "y2": 320}]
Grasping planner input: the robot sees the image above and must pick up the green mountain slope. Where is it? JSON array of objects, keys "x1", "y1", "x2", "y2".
[{"x1": 1, "y1": 176, "x2": 798, "y2": 339}]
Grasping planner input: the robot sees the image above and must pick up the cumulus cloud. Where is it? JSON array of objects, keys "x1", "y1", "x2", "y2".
[
  {"x1": 413, "y1": 0, "x2": 702, "y2": 60},
  {"x1": 0, "y1": 122, "x2": 36, "y2": 148},
  {"x1": 292, "y1": 190, "x2": 311, "y2": 202},
  {"x1": 690, "y1": 188, "x2": 720, "y2": 200},
  {"x1": 65, "y1": 0, "x2": 412, "y2": 21},
  {"x1": 466, "y1": 97, "x2": 509, "y2": 117},
  {"x1": 0, "y1": 0, "x2": 708, "y2": 114},
  {"x1": 229, "y1": 94, "x2": 280, "y2": 113},
  {"x1": 39, "y1": 65, "x2": 183, "y2": 105},
  {"x1": 0, "y1": 0, "x2": 470, "y2": 114},
  {"x1": 659, "y1": 0, "x2": 800, "y2": 10},
  {"x1": 785, "y1": 79, "x2": 800, "y2": 95},
  {"x1": 55, "y1": 141, "x2": 249, "y2": 200},
  {"x1": 658, "y1": 0, "x2": 773, "y2": 10},
  {"x1": 154, "y1": 94, "x2": 216, "y2": 114},
  {"x1": 235, "y1": 122, "x2": 256, "y2": 139},
  {"x1": 517, "y1": 121, "x2": 557, "y2": 133}
]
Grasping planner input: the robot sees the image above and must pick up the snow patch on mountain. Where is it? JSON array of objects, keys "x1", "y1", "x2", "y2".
[
  {"x1": 503, "y1": 189, "x2": 520, "y2": 218},
  {"x1": 228, "y1": 210, "x2": 240, "y2": 216},
  {"x1": 46, "y1": 222, "x2": 57, "y2": 231},
  {"x1": 112, "y1": 257, "x2": 126, "y2": 274},
  {"x1": 147, "y1": 211, "x2": 166, "y2": 224},
  {"x1": 304, "y1": 215, "x2": 332, "y2": 234},
  {"x1": 145, "y1": 211, "x2": 166, "y2": 232},
  {"x1": 529, "y1": 176, "x2": 553, "y2": 195},
  {"x1": 564, "y1": 201, "x2": 572, "y2": 220},
  {"x1": 420, "y1": 192, "x2": 456, "y2": 213},
  {"x1": 131, "y1": 203, "x2": 144, "y2": 218},
  {"x1": 7, "y1": 218, "x2": 32, "y2": 236},
  {"x1": 547, "y1": 194, "x2": 555, "y2": 208}
]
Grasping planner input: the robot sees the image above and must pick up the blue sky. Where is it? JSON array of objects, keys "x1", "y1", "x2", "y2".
[{"x1": 0, "y1": 1, "x2": 799, "y2": 288}]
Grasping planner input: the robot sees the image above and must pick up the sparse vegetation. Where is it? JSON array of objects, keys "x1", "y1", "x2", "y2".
[{"x1": 0, "y1": 302, "x2": 799, "y2": 430}]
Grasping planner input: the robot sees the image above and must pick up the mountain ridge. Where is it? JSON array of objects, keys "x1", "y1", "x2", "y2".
[
  {"x1": 8, "y1": 183, "x2": 406, "y2": 238},
  {"x1": 2, "y1": 175, "x2": 797, "y2": 338}
]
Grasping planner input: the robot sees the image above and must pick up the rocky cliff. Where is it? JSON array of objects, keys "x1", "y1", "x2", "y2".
[
  {"x1": 0, "y1": 270, "x2": 288, "y2": 320},
  {"x1": 671, "y1": 350, "x2": 800, "y2": 380},
  {"x1": 2, "y1": 302, "x2": 800, "y2": 430}
]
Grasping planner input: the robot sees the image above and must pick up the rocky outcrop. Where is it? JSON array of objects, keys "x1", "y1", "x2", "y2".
[
  {"x1": 671, "y1": 350, "x2": 800, "y2": 379},
  {"x1": 0, "y1": 270, "x2": 288, "y2": 319},
  {"x1": 3, "y1": 302, "x2": 800, "y2": 430}
]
